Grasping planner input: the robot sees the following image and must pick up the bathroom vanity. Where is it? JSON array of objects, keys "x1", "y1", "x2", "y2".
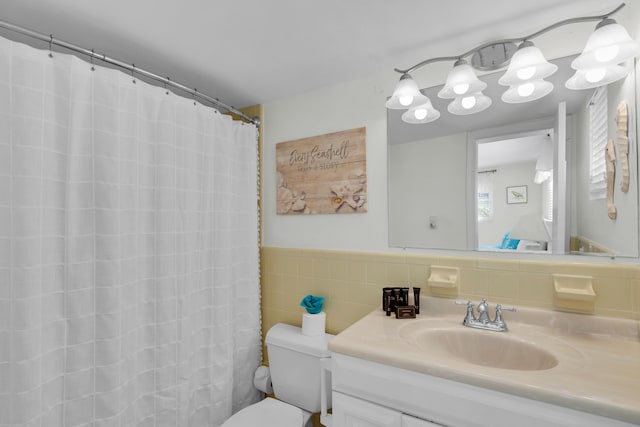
[{"x1": 327, "y1": 297, "x2": 640, "y2": 427}]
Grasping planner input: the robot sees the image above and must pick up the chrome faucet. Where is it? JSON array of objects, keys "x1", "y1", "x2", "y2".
[{"x1": 455, "y1": 298, "x2": 516, "y2": 332}]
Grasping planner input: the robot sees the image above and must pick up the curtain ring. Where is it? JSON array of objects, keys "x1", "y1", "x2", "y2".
[
  {"x1": 48, "y1": 34, "x2": 54, "y2": 58},
  {"x1": 193, "y1": 89, "x2": 197, "y2": 106},
  {"x1": 131, "y1": 64, "x2": 136, "y2": 84},
  {"x1": 165, "y1": 77, "x2": 170, "y2": 95},
  {"x1": 90, "y1": 49, "x2": 95, "y2": 71}
]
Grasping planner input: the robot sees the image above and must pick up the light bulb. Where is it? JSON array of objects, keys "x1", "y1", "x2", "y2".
[
  {"x1": 453, "y1": 83, "x2": 469, "y2": 95},
  {"x1": 517, "y1": 83, "x2": 535, "y2": 97},
  {"x1": 499, "y1": 41, "x2": 557, "y2": 87},
  {"x1": 461, "y1": 96, "x2": 476, "y2": 109},
  {"x1": 401, "y1": 99, "x2": 440, "y2": 124},
  {"x1": 399, "y1": 95, "x2": 413, "y2": 106},
  {"x1": 386, "y1": 73, "x2": 429, "y2": 109},
  {"x1": 414, "y1": 108, "x2": 428, "y2": 120},
  {"x1": 594, "y1": 45, "x2": 620, "y2": 63},
  {"x1": 438, "y1": 59, "x2": 487, "y2": 99},
  {"x1": 516, "y1": 66, "x2": 536, "y2": 80},
  {"x1": 585, "y1": 68, "x2": 606, "y2": 83},
  {"x1": 566, "y1": 64, "x2": 630, "y2": 90}
]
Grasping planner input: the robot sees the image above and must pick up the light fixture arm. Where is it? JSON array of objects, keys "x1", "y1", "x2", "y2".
[{"x1": 394, "y1": 3, "x2": 626, "y2": 75}]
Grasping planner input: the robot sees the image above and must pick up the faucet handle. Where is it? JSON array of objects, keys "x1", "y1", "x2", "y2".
[
  {"x1": 497, "y1": 304, "x2": 517, "y2": 313},
  {"x1": 456, "y1": 300, "x2": 477, "y2": 324},
  {"x1": 493, "y1": 304, "x2": 515, "y2": 331},
  {"x1": 454, "y1": 299, "x2": 473, "y2": 306}
]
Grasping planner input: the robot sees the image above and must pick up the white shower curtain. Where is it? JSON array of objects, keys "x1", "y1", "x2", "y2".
[{"x1": 0, "y1": 35, "x2": 261, "y2": 426}]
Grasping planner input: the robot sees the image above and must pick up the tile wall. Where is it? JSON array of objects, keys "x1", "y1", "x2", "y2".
[{"x1": 261, "y1": 247, "x2": 640, "y2": 342}]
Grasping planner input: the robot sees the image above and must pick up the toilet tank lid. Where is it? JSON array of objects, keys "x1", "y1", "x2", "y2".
[{"x1": 266, "y1": 323, "x2": 334, "y2": 357}]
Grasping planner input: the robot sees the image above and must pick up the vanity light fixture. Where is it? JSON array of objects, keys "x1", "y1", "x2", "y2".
[{"x1": 388, "y1": 3, "x2": 639, "y2": 124}]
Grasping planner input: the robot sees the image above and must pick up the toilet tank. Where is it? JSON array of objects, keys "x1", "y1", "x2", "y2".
[{"x1": 265, "y1": 323, "x2": 334, "y2": 413}]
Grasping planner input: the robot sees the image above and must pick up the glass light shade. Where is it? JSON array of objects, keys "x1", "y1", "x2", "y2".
[
  {"x1": 437, "y1": 59, "x2": 487, "y2": 99},
  {"x1": 401, "y1": 98, "x2": 440, "y2": 124},
  {"x1": 565, "y1": 63, "x2": 630, "y2": 90},
  {"x1": 447, "y1": 92, "x2": 491, "y2": 115},
  {"x1": 498, "y1": 41, "x2": 558, "y2": 86},
  {"x1": 501, "y1": 79, "x2": 553, "y2": 103},
  {"x1": 386, "y1": 74, "x2": 429, "y2": 109},
  {"x1": 572, "y1": 19, "x2": 640, "y2": 69}
]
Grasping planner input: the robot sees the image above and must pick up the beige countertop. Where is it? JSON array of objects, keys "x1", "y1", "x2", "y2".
[{"x1": 328, "y1": 297, "x2": 640, "y2": 425}]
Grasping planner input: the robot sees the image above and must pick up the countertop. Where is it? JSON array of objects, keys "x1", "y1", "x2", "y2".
[{"x1": 328, "y1": 297, "x2": 640, "y2": 425}]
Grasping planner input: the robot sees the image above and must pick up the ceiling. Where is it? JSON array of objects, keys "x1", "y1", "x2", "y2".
[
  {"x1": 0, "y1": 0, "x2": 625, "y2": 110},
  {"x1": 478, "y1": 134, "x2": 550, "y2": 170}
]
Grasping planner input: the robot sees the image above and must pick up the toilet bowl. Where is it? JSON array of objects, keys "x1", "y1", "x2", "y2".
[
  {"x1": 221, "y1": 323, "x2": 333, "y2": 427},
  {"x1": 221, "y1": 397, "x2": 308, "y2": 427}
]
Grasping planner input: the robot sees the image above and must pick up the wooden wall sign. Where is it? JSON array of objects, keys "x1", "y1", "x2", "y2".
[{"x1": 276, "y1": 127, "x2": 367, "y2": 215}]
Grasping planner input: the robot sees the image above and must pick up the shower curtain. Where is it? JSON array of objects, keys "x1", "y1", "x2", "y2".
[{"x1": 0, "y1": 35, "x2": 261, "y2": 426}]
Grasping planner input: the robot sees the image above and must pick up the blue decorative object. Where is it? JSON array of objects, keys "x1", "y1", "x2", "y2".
[
  {"x1": 300, "y1": 294, "x2": 325, "y2": 314},
  {"x1": 499, "y1": 231, "x2": 520, "y2": 249}
]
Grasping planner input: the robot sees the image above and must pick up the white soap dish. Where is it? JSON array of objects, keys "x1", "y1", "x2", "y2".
[
  {"x1": 428, "y1": 266, "x2": 459, "y2": 290},
  {"x1": 552, "y1": 274, "x2": 596, "y2": 313},
  {"x1": 553, "y1": 274, "x2": 596, "y2": 301}
]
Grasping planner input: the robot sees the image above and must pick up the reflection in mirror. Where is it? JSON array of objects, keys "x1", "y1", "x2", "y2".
[
  {"x1": 469, "y1": 106, "x2": 569, "y2": 255},
  {"x1": 476, "y1": 129, "x2": 555, "y2": 254},
  {"x1": 388, "y1": 55, "x2": 639, "y2": 257}
]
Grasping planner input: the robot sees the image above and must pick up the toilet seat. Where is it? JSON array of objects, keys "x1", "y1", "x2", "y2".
[{"x1": 222, "y1": 397, "x2": 304, "y2": 427}]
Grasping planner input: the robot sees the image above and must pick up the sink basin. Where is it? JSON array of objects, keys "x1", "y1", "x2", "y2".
[{"x1": 411, "y1": 328, "x2": 558, "y2": 371}]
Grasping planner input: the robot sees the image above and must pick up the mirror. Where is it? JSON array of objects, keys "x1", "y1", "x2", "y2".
[{"x1": 388, "y1": 55, "x2": 639, "y2": 258}]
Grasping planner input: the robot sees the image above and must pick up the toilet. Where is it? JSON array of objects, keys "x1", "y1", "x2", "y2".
[{"x1": 222, "y1": 323, "x2": 334, "y2": 427}]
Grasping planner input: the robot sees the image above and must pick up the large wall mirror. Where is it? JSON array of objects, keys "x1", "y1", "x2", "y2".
[{"x1": 388, "y1": 52, "x2": 639, "y2": 258}]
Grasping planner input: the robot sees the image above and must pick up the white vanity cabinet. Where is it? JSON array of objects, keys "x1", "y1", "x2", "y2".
[
  {"x1": 332, "y1": 391, "x2": 443, "y2": 427},
  {"x1": 332, "y1": 391, "x2": 400, "y2": 427},
  {"x1": 329, "y1": 352, "x2": 636, "y2": 427},
  {"x1": 402, "y1": 414, "x2": 443, "y2": 427}
]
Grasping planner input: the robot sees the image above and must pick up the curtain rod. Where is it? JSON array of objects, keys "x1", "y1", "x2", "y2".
[{"x1": 0, "y1": 19, "x2": 260, "y2": 127}]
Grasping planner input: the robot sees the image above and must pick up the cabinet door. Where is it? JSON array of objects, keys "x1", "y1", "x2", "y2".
[
  {"x1": 332, "y1": 391, "x2": 402, "y2": 427},
  {"x1": 402, "y1": 414, "x2": 447, "y2": 426}
]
